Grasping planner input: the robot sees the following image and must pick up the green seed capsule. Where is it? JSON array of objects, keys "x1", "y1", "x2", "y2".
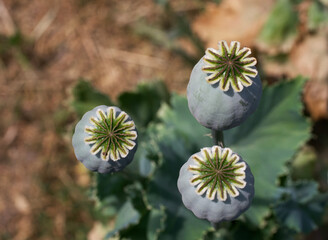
[
  {"x1": 187, "y1": 40, "x2": 262, "y2": 131},
  {"x1": 177, "y1": 146, "x2": 254, "y2": 224},
  {"x1": 72, "y1": 105, "x2": 138, "y2": 174}
]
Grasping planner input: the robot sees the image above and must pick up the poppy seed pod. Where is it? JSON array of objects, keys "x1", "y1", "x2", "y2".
[
  {"x1": 177, "y1": 146, "x2": 254, "y2": 224},
  {"x1": 187, "y1": 40, "x2": 262, "y2": 131},
  {"x1": 72, "y1": 105, "x2": 138, "y2": 174}
]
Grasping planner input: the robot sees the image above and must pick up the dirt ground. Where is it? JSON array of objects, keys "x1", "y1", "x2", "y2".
[
  {"x1": 0, "y1": 0, "x2": 195, "y2": 239},
  {"x1": 0, "y1": 0, "x2": 327, "y2": 239}
]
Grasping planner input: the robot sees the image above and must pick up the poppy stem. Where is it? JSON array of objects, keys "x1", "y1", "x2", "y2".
[
  {"x1": 212, "y1": 130, "x2": 224, "y2": 147},
  {"x1": 211, "y1": 221, "x2": 220, "y2": 230}
]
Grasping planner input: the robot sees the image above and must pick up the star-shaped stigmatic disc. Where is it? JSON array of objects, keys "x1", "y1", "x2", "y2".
[
  {"x1": 84, "y1": 107, "x2": 137, "y2": 161},
  {"x1": 202, "y1": 40, "x2": 258, "y2": 92},
  {"x1": 188, "y1": 146, "x2": 246, "y2": 201}
]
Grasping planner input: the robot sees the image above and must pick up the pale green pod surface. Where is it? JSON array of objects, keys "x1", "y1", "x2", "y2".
[
  {"x1": 72, "y1": 105, "x2": 138, "y2": 174},
  {"x1": 187, "y1": 41, "x2": 262, "y2": 130},
  {"x1": 177, "y1": 146, "x2": 254, "y2": 224}
]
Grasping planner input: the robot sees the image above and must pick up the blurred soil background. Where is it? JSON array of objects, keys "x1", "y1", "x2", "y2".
[{"x1": 0, "y1": 0, "x2": 327, "y2": 239}]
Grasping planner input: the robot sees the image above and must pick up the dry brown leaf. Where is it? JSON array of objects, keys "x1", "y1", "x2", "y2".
[
  {"x1": 290, "y1": 33, "x2": 328, "y2": 82},
  {"x1": 262, "y1": 32, "x2": 328, "y2": 119},
  {"x1": 74, "y1": 164, "x2": 91, "y2": 187},
  {"x1": 289, "y1": 33, "x2": 328, "y2": 120},
  {"x1": 304, "y1": 80, "x2": 328, "y2": 120},
  {"x1": 13, "y1": 216, "x2": 33, "y2": 240},
  {"x1": 13, "y1": 193, "x2": 30, "y2": 214},
  {"x1": 192, "y1": 0, "x2": 275, "y2": 48},
  {"x1": 0, "y1": 0, "x2": 16, "y2": 36},
  {"x1": 88, "y1": 222, "x2": 114, "y2": 240}
]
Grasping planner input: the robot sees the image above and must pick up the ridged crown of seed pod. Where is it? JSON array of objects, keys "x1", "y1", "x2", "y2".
[
  {"x1": 72, "y1": 105, "x2": 138, "y2": 174},
  {"x1": 177, "y1": 146, "x2": 254, "y2": 224},
  {"x1": 187, "y1": 40, "x2": 262, "y2": 131}
]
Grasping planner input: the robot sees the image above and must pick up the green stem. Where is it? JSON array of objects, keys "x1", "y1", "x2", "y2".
[{"x1": 211, "y1": 130, "x2": 224, "y2": 147}]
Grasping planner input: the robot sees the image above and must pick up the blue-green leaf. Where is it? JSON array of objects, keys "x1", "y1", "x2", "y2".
[
  {"x1": 146, "y1": 95, "x2": 212, "y2": 240},
  {"x1": 225, "y1": 77, "x2": 311, "y2": 225},
  {"x1": 147, "y1": 206, "x2": 167, "y2": 240},
  {"x1": 157, "y1": 94, "x2": 212, "y2": 149},
  {"x1": 94, "y1": 173, "x2": 133, "y2": 218},
  {"x1": 274, "y1": 180, "x2": 328, "y2": 233},
  {"x1": 105, "y1": 200, "x2": 141, "y2": 239},
  {"x1": 146, "y1": 77, "x2": 310, "y2": 236}
]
